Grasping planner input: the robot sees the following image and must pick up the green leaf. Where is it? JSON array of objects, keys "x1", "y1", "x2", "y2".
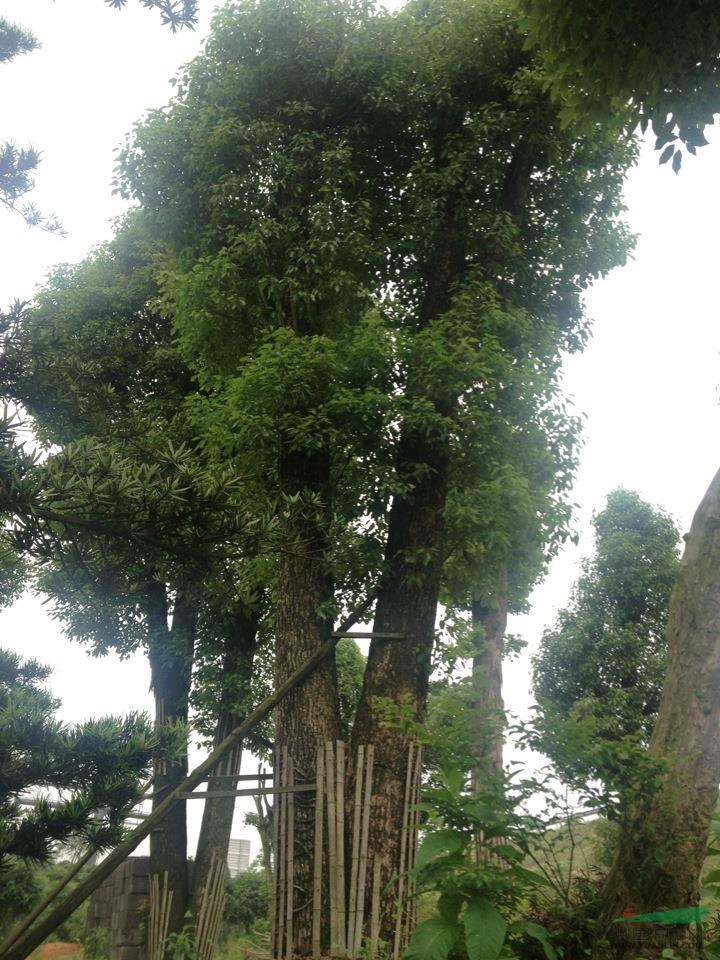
[
  {"x1": 441, "y1": 764, "x2": 464, "y2": 796},
  {"x1": 464, "y1": 898, "x2": 506, "y2": 960},
  {"x1": 416, "y1": 829, "x2": 466, "y2": 869},
  {"x1": 703, "y1": 869, "x2": 720, "y2": 884},
  {"x1": 672, "y1": 150, "x2": 682, "y2": 174},
  {"x1": 405, "y1": 918, "x2": 459, "y2": 960},
  {"x1": 517, "y1": 921, "x2": 557, "y2": 960},
  {"x1": 438, "y1": 894, "x2": 464, "y2": 925}
]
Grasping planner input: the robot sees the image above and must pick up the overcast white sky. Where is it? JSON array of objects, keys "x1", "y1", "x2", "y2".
[{"x1": 1, "y1": 0, "x2": 720, "y2": 855}]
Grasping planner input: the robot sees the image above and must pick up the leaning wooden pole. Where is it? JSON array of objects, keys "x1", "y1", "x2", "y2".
[{"x1": 0, "y1": 632, "x2": 346, "y2": 960}]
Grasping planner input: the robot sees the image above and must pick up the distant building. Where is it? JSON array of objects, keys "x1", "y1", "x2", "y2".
[{"x1": 227, "y1": 838, "x2": 251, "y2": 877}]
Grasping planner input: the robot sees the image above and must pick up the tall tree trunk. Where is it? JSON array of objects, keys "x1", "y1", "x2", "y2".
[
  {"x1": 470, "y1": 576, "x2": 508, "y2": 794},
  {"x1": 146, "y1": 584, "x2": 196, "y2": 936},
  {"x1": 350, "y1": 433, "x2": 450, "y2": 942},
  {"x1": 349, "y1": 136, "x2": 534, "y2": 943},
  {"x1": 191, "y1": 608, "x2": 260, "y2": 913},
  {"x1": 598, "y1": 466, "x2": 720, "y2": 956},
  {"x1": 349, "y1": 171, "x2": 464, "y2": 941},
  {"x1": 275, "y1": 446, "x2": 342, "y2": 955}
]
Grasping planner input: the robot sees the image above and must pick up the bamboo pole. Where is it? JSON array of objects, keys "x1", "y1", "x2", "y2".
[
  {"x1": 393, "y1": 744, "x2": 415, "y2": 959},
  {"x1": 347, "y1": 745, "x2": 365, "y2": 957},
  {"x1": 313, "y1": 744, "x2": 325, "y2": 960},
  {"x1": 271, "y1": 747, "x2": 281, "y2": 958},
  {"x1": 325, "y1": 740, "x2": 338, "y2": 954},
  {"x1": 354, "y1": 744, "x2": 374, "y2": 956},
  {"x1": 196, "y1": 852, "x2": 226, "y2": 960},
  {"x1": 336, "y1": 739, "x2": 346, "y2": 957},
  {"x1": 369, "y1": 858, "x2": 381, "y2": 959},
  {"x1": 199, "y1": 853, "x2": 226, "y2": 960},
  {"x1": 285, "y1": 750, "x2": 295, "y2": 960},
  {"x1": 179, "y1": 784, "x2": 315, "y2": 799},
  {"x1": 407, "y1": 746, "x2": 423, "y2": 941},
  {"x1": 149, "y1": 874, "x2": 157, "y2": 960},
  {"x1": 1, "y1": 627, "x2": 352, "y2": 960},
  {"x1": 149, "y1": 871, "x2": 172, "y2": 960},
  {"x1": 277, "y1": 749, "x2": 287, "y2": 960}
]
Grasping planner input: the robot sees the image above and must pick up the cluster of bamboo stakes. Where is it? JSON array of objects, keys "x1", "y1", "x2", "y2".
[
  {"x1": 271, "y1": 740, "x2": 422, "y2": 960},
  {"x1": 147, "y1": 871, "x2": 172, "y2": 960},
  {"x1": 272, "y1": 746, "x2": 296, "y2": 960},
  {"x1": 316, "y1": 741, "x2": 377, "y2": 960},
  {"x1": 195, "y1": 851, "x2": 227, "y2": 960}
]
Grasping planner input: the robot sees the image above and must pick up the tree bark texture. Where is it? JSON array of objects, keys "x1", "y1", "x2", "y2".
[
  {"x1": 191, "y1": 608, "x2": 259, "y2": 913},
  {"x1": 598, "y1": 466, "x2": 720, "y2": 954},
  {"x1": 145, "y1": 584, "x2": 196, "y2": 935},
  {"x1": 276, "y1": 446, "x2": 342, "y2": 955},
  {"x1": 470, "y1": 580, "x2": 508, "y2": 793}
]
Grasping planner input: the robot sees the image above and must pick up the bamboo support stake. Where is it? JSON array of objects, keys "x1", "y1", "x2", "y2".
[
  {"x1": 277, "y1": 749, "x2": 287, "y2": 960},
  {"x1": 336, "y1": 739, "x2": 346, "y2": 957},
  {"x1": 347, "y1": 744, "x2": 365, "y2": 957},
  {"x1": 354, "y1": 744, "x2": 374, "y2": 956},
  {"x1": 369, "y1": 858, "x2": 381, "y2": 959},
  {"x1": 196, "y1": 852, "x2": 226, "y2": 960},
  {"x1": 407, "y1": 746, "x2": 423, "y2": 940},
  {"x1": 271, "y1": 748, "x2": 281, "y2": 957},
  {"x1": 204, "y1": 855, "x2": 227, "y2": 960},
  {"x1": 312, "y1": 744, "x2": 325, "y2": 960},
  {"x1": 149, "y1": 874, "x2": 157, "y2": 960},
  {"x1": 393, "y1": 743, "x2": 415, "y2": 959},
  {"x1": 285, "y1": 748, "x2": 295, "y2": 957},
  {"x1": 325, "y1": 740, "x2": 338, "y2": 954}
]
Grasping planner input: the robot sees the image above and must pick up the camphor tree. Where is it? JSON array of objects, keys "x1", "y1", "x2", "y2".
[
  {"x1": 344, "y1": 1, "x2": 634, "y2": 940},
  {"x1": 115, "y1": 0, "x2": 635, "y2": 949},
  {"x1": 532, "y1": 488, "x2": 681, "y2": 805}
]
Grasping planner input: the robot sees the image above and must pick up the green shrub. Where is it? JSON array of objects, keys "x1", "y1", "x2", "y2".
[{"x1": 223, "y1": 871, "x2": 269, "y2": 934}]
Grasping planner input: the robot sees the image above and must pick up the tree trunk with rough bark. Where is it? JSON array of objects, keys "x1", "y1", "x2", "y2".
[
  {"x1": 349, "y1": 165, "x2": 464, "y2": 941},
  {"x1": 470, "y1": 580, "x2": 508, "y2": 793},
  {"x1": 598, "y1": 466, "x2": 720, "y2": 957},
  {"x1": 275, "y1": 446, "x2": 342, "y2": 955},
  {"x1": 145, "y1": 585, "x2": 196, "y2": 936},
  {"x1": 191, "y1": 609, "x2": 259, "y2": 913}
]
